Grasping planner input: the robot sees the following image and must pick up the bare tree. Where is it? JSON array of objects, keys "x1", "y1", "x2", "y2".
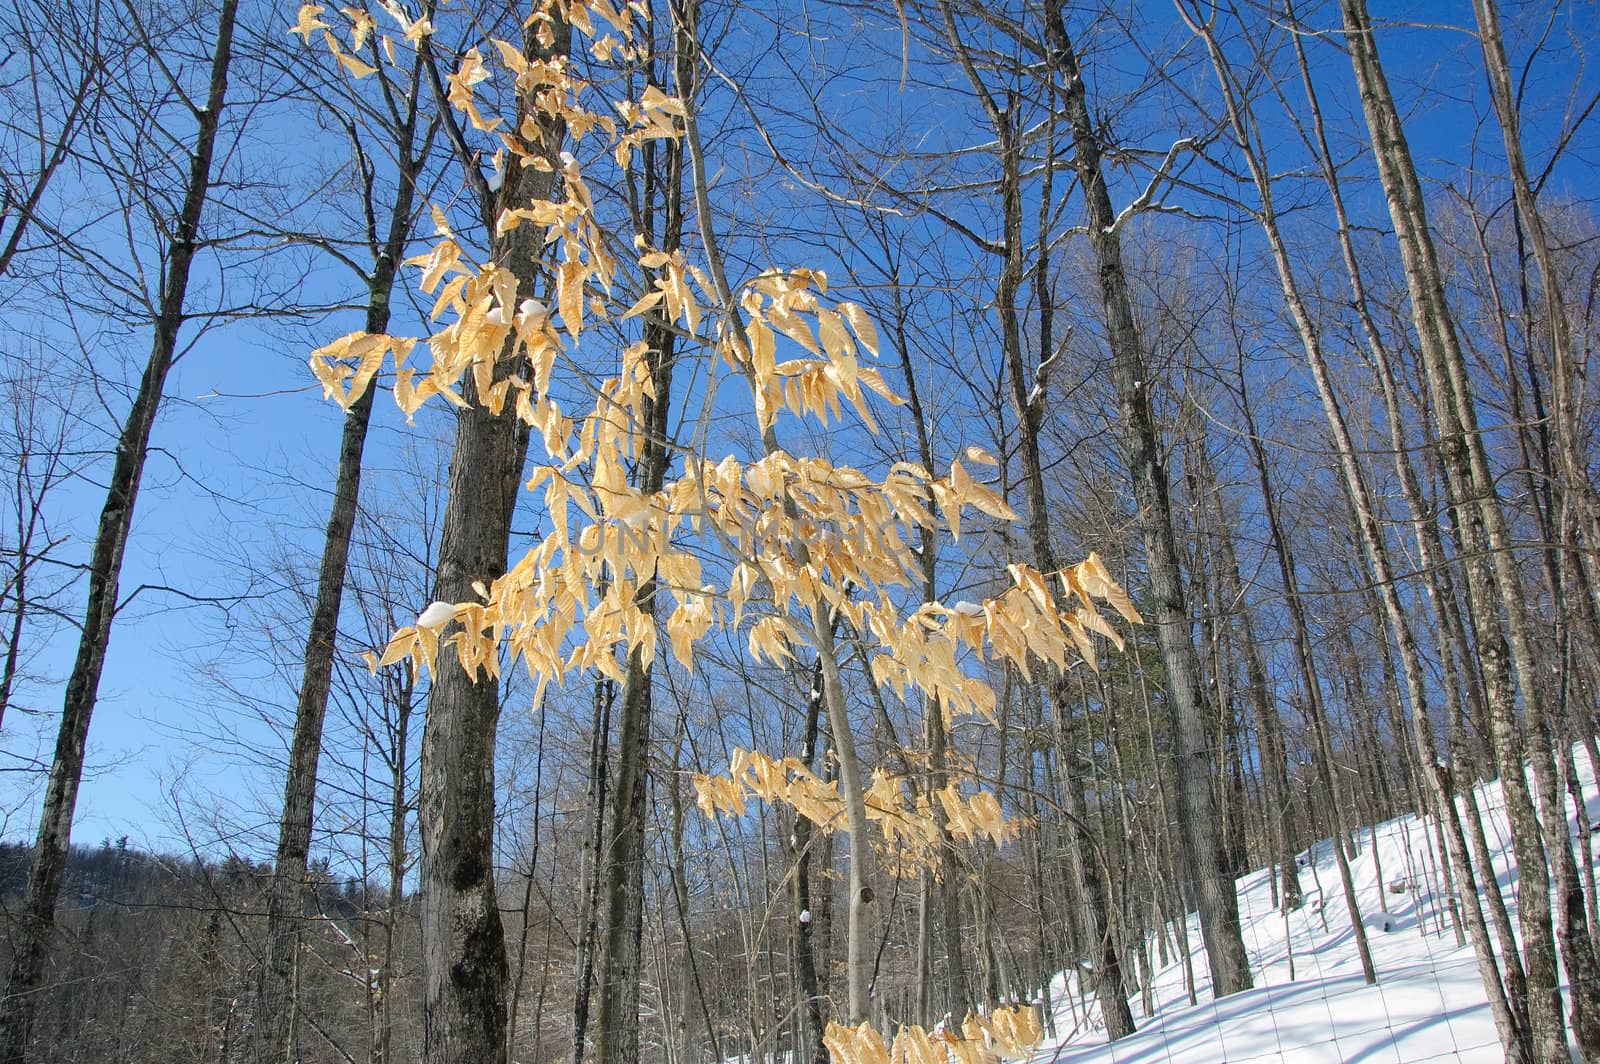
[
  {"x1": 0, "y1": 1, "x2": 241, "y2": 1058},
  {"x1": 247, "y1": 6, "x2": 438, "y2": 1059},
  {"x1": 1339, "y1": 0, "x2": 1600, "y2": 1055},
  {"x1": 588, "y1": 6, "x2": 688, "y2": 1059},
  {"x1": 0, "y1": 0, "x2": 104, "y2": 286},
  {"x1": 0, "y1": 360, "x2": 83, "y2": 733},
  {"x1": 1042, "y1": 0, "x2": 1253, "y2": 999},
  {"x1": 1173, "y1": 4, "x2": 1530, "y2": 1050},
  {"x1": 413, "y1": 6, "x2": 566, "y2": 1061}
]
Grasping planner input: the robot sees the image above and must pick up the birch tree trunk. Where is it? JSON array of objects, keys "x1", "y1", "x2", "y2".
[
  {"x1": 1338, "y1": 0, "x2": 1600, "y2": 1054},
  {"x1": 1182, "y1": 8, "x2": 1529, "y2": 1047},
  {"x1": 1284, "y1": 21, "x2": 1532, "y2": 1034}
]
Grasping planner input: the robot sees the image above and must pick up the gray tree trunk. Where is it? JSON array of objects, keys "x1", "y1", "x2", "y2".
[
  {"x1": 1471, "y1": 0, "x2": 1600, "y2": 633},
  {"x1": 1285, "y1": 20, "x2": 1530, "y2": 1037},
  {"x1": 251, "y1": 85, "x2": 424, "y2": 1063},
  {"x1": 589, "y1": 26, "x2": 686, "y2": 1056},
  {"x1": 1045, "y1": 0, "x2": 1253, "y2": 1000},
  {"x1": 1338, "y1": 0, "x2": 1598, "y2": 1054},
  {"x1": 591, "y1": 252, "x2": 679, "y2": 1064},
  {"x1": 417, "y1": 13, "x2": 568, "y2": 1063},
  {"x1": 931, "y1": 0, "x2": 1137, "y2": 1033},
  {"x1": 378, "y1": 672, "x2": 414, "y2": 1064},
  {"x1": 0, "y1": 5, "x2": 238, "y2": 1059},
  {"x1": 789, "y1": 658, "x2": 832, "y2": 1064},
  {"x1": 569, "y1": 674, "x2": 612, "y2": 1061}
]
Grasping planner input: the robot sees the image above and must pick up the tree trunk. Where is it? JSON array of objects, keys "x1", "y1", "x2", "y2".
[
  {"x1": 1471, "y1": 3, "x2": 1600, "y2": 1045},
  {"x1": 1339, "y1": 0, "x2": 1599, "y2": 1053},
  {"x1": 808, "y1": 616, "x2": 874, "y2": 1024},
  {"x1": 931, "y1": 0, "x2": 1137, "y2": 1032},
  {"x1": 418, "y1": 354, "x2": 526, "y2": 1064},
  {"x1": 0, "y1": 4, "x2": 238, "y2": 1059},
  {"x1": 252, "y1": 115, "x2": 422, "y2": 1064},
  {"x1": 589, "y1": 39, "x2": 684, "y2": 1055},
  {"x1": 1044, "y1": 0, "x2": 1252, "y2": 1000},
  {"x1": 378, "y1": 672, "x2": 413, "y2": 1064},
  {"x1": 1471, "y1": 0, "x2": 1600, "y2": 633},
  {"x1": 789, "y1": 657, "x2": 831, "y2": 1064},
  {"x1": 418, "y1": 13, "x2": 568, "y2": 1063},
  {"x1": 590, "y1": 430, "x2": 672, "y2": 1064},
  {"x1": 1284, "y1": 16, "x2": 1532, "y2": 1038},
  {"x1": 569, "y1": 673, "x2": 612, "y2": 1062}
]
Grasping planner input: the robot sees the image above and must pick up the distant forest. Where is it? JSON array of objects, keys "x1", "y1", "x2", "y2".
[{"x1": 0, "y1": 840, "x2": 417, "y2": 1061}]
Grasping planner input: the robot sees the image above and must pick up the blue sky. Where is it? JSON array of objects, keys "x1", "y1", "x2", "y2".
[{"x1": 1, "y1": 0, "x2": 1596, "y2": 860}]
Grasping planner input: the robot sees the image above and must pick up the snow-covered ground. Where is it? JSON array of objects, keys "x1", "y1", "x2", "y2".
[{"x1": 1038, "y1": 755, "x2": 1598, "y2": 1062}]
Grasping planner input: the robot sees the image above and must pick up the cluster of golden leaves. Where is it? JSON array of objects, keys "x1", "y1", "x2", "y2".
[
  {"x1": 290, "y1": 0, "x2": 647, "y2": 88},
  {"x1": 299, "y1": 3, "x2": 1126, "y2": 1057},
  {"x1": 693, "y1": 749, "x2": 1014, "y2": 870},
  {"x1": 309, "y1": 76, "x2": 1134, "y2": 701},
  {"x1": 301, "y1": 0, "x2": 678, "y2": 465},
  {"x1": 301, "y1": 0, "x2": 1136, "y2": 894},
  {"x1": 824, "y1": 1005, "x2": 1043, "y2": 1064}
]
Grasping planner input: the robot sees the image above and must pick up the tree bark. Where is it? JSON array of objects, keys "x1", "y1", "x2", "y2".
[
  {"x1": 251, "y1": 83, "x2": 423, "y2": 1063},
  {"x1": 588, "y1": 27, "x2": 685, "y2": 1056},
  {"x1": 378, "y1": 671, "x2": 413, "y2": 1064},
  {"x1": 590, "y1": 327, "x2": 677, "y2": 1064},
  {"x1": 789, "y1": 658, "x2": 831, "y2": 1064},
  {"x1": 1045, "y1": 0, "x2": 1252, "y2": 1000},
  {"x1": 418, "y1": 12, "x2": 568, "y2": 1063},
  {"x1": 569, "y1": 674, "x2": 612, "y2": 1062},
  {"x1": 0, "y1": 4, "x2": 238, "y2": 1059},
  {"x1": 1281, "y1": 19, "x2": 1532, "y2": 1041},
  {"x1": 417, "y1": 347, "x2": 525, "y2": 1064},
  {"x1": 1471, "y1": 0, "x2": 1600, "y2": 633},
  {"x1": 1339, "y1": 0, "x2": 1598, "y2": 1053},
  {"x1": 930, "y1": 0, "x2": 1138, "y2": 1033}
]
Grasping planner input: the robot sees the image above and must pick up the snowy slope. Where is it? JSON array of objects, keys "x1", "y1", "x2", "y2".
[{"x1": 1036, "y1": 756, "x2": 1598, "y2": 1063}]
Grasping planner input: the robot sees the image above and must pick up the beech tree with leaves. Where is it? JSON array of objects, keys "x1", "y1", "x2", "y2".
[{"x1": 303, "y1": 1, "x2": 1136, "y2": 1058}]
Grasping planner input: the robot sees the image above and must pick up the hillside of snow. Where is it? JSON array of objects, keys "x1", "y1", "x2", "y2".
[{"x1": 1037, "y1": 753, "x2": 1599, "y2": 1063}]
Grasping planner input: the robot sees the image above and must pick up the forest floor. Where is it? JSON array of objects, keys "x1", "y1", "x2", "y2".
[{"x1": 1038, "y1": 751, "x2": 1598, "y2": 1062}]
